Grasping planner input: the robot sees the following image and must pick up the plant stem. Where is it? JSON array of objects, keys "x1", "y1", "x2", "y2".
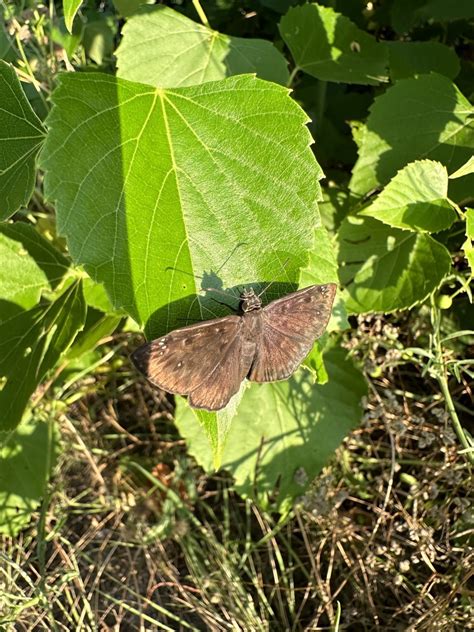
[
  {"x1": 315, "y1": 79, "x2": 327, "y2": 134},
  {"x1": 287, "y1": 66, "x2": 299, "y2": 88},
  {"x1": 431, "y1": 302, "x2": 474, "y2": 464},
  {"x1": 192, "y1": 0, "x2": 210, "y2": 27}
]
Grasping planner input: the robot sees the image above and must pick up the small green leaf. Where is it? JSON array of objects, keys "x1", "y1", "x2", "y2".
[
  {"x1": 113, "y1": 0, "x2": 154, "y2": 17},
  {"x1": 338, "y1": 215, "x2": 452, "y2": 313},
  {"x1": 0, "y1": 222, "x2": 69, "y2": 322},
  {"x1": 83, "y1": 14, "x2": 116, "y2": 65},
  {"x1": 360, "y1": 160, "x2": 457, "y2": 233},
  {"x1": 449, "y1": 156, "x2": 474, "y2": 180},
  {"x1": 279, "y1": 4, "x2": 388, "y2": 85},
  {"x1": 350, "y1": 74, "x2": 474, "y2": 204},
  {"x1": 63, "y1": 0, "x2": 83, "y2": 34},
  {"x1": 116, "y1": 5, "x2": 289, "y2": 87},
  {"x1": 302, "y1": 342, "x2": 329, "y2": 385},
  {"x1": 464, "y1": 208, "x2": 474, "y2": 273},
  {"x1": 0, "y1": 61, "x2": 46, "y2": 219},
  {"x1": 387, "y1": 41, "x2": 460, "y2": 80},
  {"x1": 0, "y1": 281, "x2": 86, "y2": 431},
  {"x1": 0, "y1": 417, "x2": 60, "y2": 536},
  {"x1": 175, "y1": 347, "x2": 367, "y2": 512}
]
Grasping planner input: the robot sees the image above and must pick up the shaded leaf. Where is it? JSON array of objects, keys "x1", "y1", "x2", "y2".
[
  {"x1": 391, "y1": 0, "x2": 474, "y2": 33},
  {"x1": 338, "y1": 215, "x2": 452, "y2": 313},
  {"x1": 175, "y1": 347, "x2": 367, "y2": 512},
  {"x1": 360, "y1": 160, "x2": 457, "y2": 233},
  {"x1": 0, "y1": 281, "x2": 86, "y2": 431},
  {"x1": 279, "y1": 4, "x2": 388, "y2": 85},
  {"x1": 0, "y1": 61, "x2": 46, "y2": 219},
  {"x1": 0, "y1": 222, "x2": 69, "y2": 322},
  {"x1": 387, "y1": 41, "x2": 460, "y2": 80},
  {"x1": 350, "y1": 74, "x2": 474, "y2": 204},
  {"x1": 0, "y1": 417, "x2": 60, "y2": 536},
  {"x1": 116, "y1": 5, "x2": 289, "y2": 87}
]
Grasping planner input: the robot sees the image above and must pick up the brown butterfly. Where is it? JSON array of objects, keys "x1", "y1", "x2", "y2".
[{"x1": 132, "y1": 283, "x2": 337, "y2": 411}]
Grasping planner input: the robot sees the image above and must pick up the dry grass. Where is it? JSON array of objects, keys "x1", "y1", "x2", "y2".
[{"x1": 1, "y1": 327, "x2": 473, "y2": 631}]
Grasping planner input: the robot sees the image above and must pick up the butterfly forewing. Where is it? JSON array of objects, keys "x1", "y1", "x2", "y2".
[
  {"x1": 248, "y1": 283, "x2": 337, "y2": 382},
  {"x1": 132, "y1": 315, "x2": 242, "y2": 398}
]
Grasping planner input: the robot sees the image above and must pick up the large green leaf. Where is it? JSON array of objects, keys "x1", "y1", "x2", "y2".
[
  {"x1": 116, "y1": 5, "x2": 289, "y2": 87},
  {"x1": 350, "y1": 74, "x2": 474, "y2": 203},
  {"x1": 0, "y1": 61, "x2": 46, "y2": 219},
  {"x1": 338, "y1": 216, "x2": 452, "y2": 313},
  {"x1": 359, "y1": 160, "x2": 457, "y2": 233},
  {"x1": 0, "y1": 417, "x2": 60, "y2": 536},
  {"x1": 0, "y1": 281, "x2": 86, "y2": 431},
  {"x1": 39, "y1": 72, "x2": 323, "y2": 461},
  {"x1": 0, "y1": 222, "x2": 69, "y2": 321},
  {"x1": 40, "y1": 73, "x2": 323, "y2": 335},
  {"x1": 279, "y1": 4, "x2": 388, "y2": 85},
  {"x1": 175, "y1": 347, "x2": 367, "y2": 512},
  {"x1": 387, "y1": 41, "x2": 460, "y2": 80}
]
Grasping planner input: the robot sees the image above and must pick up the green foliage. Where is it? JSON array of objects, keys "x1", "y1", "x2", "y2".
[
  {"x1": 116, "y1": 5, "x2": 289, "y2": 87},
  {"x1": 0, "y1": 281, "x2": 86, "y2": 431},
  {"x1": 0, "y1": 61, "x2": 45, "y2": 219},
  {"x1": 0, "y1": 417, "x2": 59, "y2": 536},
  {"x1": 0, "y1": 0, "x2": 472, "y2": 518},
  {"x1": 176, "y1": 347, "x2": 367, "y2": 512},
  {"x1": 338, "y1": 216, "x2": 452, "y2": 313},
  {"x1": 350, "y1": 74, "x2": 474, "y2": 203},
  {"x1": 279, "y1": 4, "x2": 388, "y2": 84},
  {"x1": 359, "y1": 160, "x2": 457, "y2": 233},
  {"x1": 63, "y1": 0, "x2": 83, "y2": 33}
]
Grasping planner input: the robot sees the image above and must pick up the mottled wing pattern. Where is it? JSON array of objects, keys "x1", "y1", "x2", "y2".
[
  {"x1": 248, "y1": 283, "x2": 337, "y2": 382},
  {"x1": 132, "y1": 315, "x2": 243, "y2": 407},
  {"x1": 189, "y1": 333, "x2": 252, "y2": 410}
]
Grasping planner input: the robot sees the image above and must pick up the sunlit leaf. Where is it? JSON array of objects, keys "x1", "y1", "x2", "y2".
[
  {"x1": 116, "y1": 5, "x2": 289, "y2": 87},
  {"x1": 350, "y1": 74, "x2": 474, "y2": 204},
  {"x1": 360, "y1": 160, "x2": 457, "y2": 233},
  {"x1": 338, "y1": 215, "x2": 452, "y2": 312},
  {"x1": 175, "y1": 347, "x2": 367, "y2": 512},
  {"x1": 279, "y1": 4, "x2": 388, "y2": 85}
]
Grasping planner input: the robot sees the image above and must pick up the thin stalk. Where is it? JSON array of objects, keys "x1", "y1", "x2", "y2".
[
  {"x1": 431, "y1": 301, "x2": 474, "y2": 464},
  {"x1": 192, "y1": 0, "x2": 210, "y2": 27},
  {"x1": 287, "y1": 66, "x2": 299, "y2": 88}
]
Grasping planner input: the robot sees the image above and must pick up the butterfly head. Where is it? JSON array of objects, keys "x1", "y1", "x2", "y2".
[{"x1": 240, "y1": 288, "x2": 262, "y2": 312}]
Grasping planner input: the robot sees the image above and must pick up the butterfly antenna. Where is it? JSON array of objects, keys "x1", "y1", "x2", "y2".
[{"x1": 215, "y1": 242, "x2": 249, "y2": 276}]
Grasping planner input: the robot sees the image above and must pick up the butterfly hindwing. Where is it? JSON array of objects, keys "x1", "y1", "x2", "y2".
[
  {"x1": 132, "y1": 315, "x2": 242, "y2": 400},
  {"x1": 248, "y1": 284, "x2": 337, "y2": 382}
]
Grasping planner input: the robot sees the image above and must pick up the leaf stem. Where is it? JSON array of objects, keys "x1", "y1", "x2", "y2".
[
  {"x1": 192, "y1": 0, "x2": 210, "y2": 27},
  {"x1": 431, "y1": 301, "x2": 474, "y2": 464},
  {"x1": 315, "y1": 79, "x2": 327, "y2": 133},
  {"x1": 287, "y1": 66, "x2": 299, "y2": 88}
]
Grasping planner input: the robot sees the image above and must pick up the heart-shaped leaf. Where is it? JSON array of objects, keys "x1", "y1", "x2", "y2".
[
  {"x1": 350, "y1": 74, "x2": 474, "y2": 204},
  {"x1": 279, "y1": 4, "x2": 388, "y2": 85},
  {"x1": 116, "y1": 5, "x2": 289, "y2": 87},
  {"x1": 338, "y1": 215, "x2": 452, "y2": 312},
  {"x1": 360, "y1": 160, "x2": 457, "y2": 233}
]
